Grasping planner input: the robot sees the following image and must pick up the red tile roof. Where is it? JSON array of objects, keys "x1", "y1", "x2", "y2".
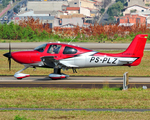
[
  {"x1": 15, "y1": 17, "x2": 19, "y2": 20},
  {"x1": 66, "y1": 7, "x2": 80, "y2": 11}
]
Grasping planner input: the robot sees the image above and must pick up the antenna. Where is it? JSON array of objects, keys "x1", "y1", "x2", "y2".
[
  {"x1": 68, "y1": 31, "x2": 75, "y2": 44},
  {"x1": 68, "y1": 36, "x2": 75, "y2": 44}
]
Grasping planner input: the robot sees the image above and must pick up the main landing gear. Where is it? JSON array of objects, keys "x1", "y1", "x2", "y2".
[{"x1": 49, "y1": 68, "x2": 69, "y2": 80}]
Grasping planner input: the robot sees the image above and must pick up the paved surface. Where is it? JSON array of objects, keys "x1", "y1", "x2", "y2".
[
  {"x1": 1, "y1": 42, "x2": 150, "y2": 50},
  {"x1": 0, "y1": 76, "x2": 150, "y2": 82},
  {"x1": 0, "y1": 76, "x2": 150, "y2": 88}
]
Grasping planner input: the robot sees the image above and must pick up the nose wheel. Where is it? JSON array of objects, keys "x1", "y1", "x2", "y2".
[{"x1": 14, "y1": 66, "x2": 30, "y2": 79}]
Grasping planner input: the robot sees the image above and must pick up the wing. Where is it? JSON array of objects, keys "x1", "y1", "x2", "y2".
[{"x1": 41, "y1": 56, "x2": 71, "y2": 70}]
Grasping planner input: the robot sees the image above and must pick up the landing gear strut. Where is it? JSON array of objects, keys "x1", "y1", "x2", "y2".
[
  {"x1": 49, "y1": 68, "x2": 69, "y2": 80},
  {"x1": 14, "y1": 66, "x2": 30, "y2": 79}
]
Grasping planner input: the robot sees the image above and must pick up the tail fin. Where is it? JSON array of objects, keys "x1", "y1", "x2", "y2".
[{"x1": 122, "y1": 34, "x2": 148, "y2": 66}]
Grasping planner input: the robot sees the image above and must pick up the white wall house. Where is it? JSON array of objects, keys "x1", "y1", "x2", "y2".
[
  {"x1": 127, "y1": 0, "x2": 145, "y2": 6},
  {"x1": 17, "y1": 10, "x2": 49, "y2": 16},
  {"x1": 123, "y1": 5, "x2": 149, "y2": 16},
  {"x1": 27, "y1": 1, "x2": 68, "y2": 12},
  {"x1": 80, "y1": 7, "x2": 90, "y2": 17}
]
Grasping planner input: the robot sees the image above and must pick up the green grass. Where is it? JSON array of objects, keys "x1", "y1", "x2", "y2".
[
  {"x1": 0, "y1": 111, "x2": 150, "y2": 120},
  {"x1": 0, "y1": 88, "x2": 149, "y2": 109},
  {"x1": 1, "y1": 50, "x2": 150, "y2": 76}
]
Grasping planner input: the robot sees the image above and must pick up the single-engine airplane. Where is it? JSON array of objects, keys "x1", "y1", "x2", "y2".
[{"x1": 3, "y1": 34, "x2": 148, "y2": 79}]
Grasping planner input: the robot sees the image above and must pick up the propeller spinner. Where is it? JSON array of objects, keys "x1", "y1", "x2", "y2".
[{"x1": 3, "y1": 42, "x2": 12, "y2": 70}]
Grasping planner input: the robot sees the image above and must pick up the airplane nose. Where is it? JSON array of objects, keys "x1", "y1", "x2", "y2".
[{"x1": 3, "y1": 52, "x2": 11, "y2": 58}]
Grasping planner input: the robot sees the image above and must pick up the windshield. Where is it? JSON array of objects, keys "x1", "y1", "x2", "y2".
[{"x1": 34, "y1": 44, "x2": 47, "y2": 52}]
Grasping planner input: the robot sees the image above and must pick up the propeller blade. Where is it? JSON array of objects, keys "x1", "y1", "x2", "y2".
[
  {"x1": 9, "y1": 42, "x2": 11, "y2": 71},
  {"x1": 9, "y1": 42, "x2": 11, "y2": 54},
  {"x1": 8, "y1": 57, "x2": 11, "y2": 71},
  {"x1": 3, "y1": 42, "x2": 12, "y2": 71}
]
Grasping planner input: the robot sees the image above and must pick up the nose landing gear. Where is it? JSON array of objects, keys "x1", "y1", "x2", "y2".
[{"x1": 14, "y1": 66, "x2": 30, "y2": 79}]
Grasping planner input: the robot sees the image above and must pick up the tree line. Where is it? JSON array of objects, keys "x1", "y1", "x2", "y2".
[{"x1": 0, "y1": 17, "x2": 150, "y2": 42}]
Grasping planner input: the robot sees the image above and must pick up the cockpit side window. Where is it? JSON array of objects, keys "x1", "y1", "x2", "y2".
[
  {"x1": 63, "y1": 46, "x2": 77, "y2": 54},
  {"x1": 34, "y1": 44, "x2": 47, "y2": 52},
  {"x1": 47, "y1": 45, "x2": 61, "y2": 54}
]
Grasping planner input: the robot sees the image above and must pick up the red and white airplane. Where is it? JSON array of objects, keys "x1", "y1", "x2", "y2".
[{"x1": 3, "y1": 34, "x2": 148, "y2": 79}]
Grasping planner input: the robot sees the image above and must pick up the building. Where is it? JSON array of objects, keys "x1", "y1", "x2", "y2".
[
  {"x1": 117, "y1": 14, "x2": 147, "y2": 26},
  {"x1": 17, "y1": 10, "x2": 50, "y2": 16},
  {"x1": 27, "y1": 1, "x2": 68, "y2": 12},
  {"x1": 14, "y1": 16, "x2": 54, "y2": 28},
  {"x1": 80, "y1": 7, "x2": 90, "y2": 17},
  {"x1": 54, "y1": 14, "x2": 85, "y2": 27},
  {"x1": 145, "y1": 0, "x2": 150, "y2": 4},
  {"x1": 81, "y1": 0, "x2": 97, "y2": 9},
  {"x1": 66, "y1": 7, "x2": 80, "y2": 14},
  {"x1": 68, "y1": 0, "x2": 80, "y2": 7},
  {"x1": 127, "y1": 0, "x2": 145, "y2": 7},
  {"x1": 123, "y1": 5, "x2": 149, "y2": 15}
]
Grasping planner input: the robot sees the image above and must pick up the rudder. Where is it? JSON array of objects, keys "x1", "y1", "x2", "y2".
[{"x1": 122, "y1": 34, "x2": 148, "y2": 66}]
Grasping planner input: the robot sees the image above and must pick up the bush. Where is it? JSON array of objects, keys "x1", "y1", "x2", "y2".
[
  {"x1": 0, "y1": 19, "x2": 150, "y2": 42},
  {"x1": 14, "y1": 115, "x2": 28, "y2": 120}
]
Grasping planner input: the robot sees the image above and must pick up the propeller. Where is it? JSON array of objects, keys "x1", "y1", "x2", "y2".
[{"x1": 3, "y1": 42, "x2": 12, "y2": 71}]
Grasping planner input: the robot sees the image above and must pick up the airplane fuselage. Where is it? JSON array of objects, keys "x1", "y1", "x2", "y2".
[{"x1": 3, "y1": 34, "x2": 148, "y2": 79}]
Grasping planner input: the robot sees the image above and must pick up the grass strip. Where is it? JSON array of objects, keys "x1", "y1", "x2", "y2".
[
  {"x1": 0, "y1": 111, "x2": 150, "y2": 120},
  {"x1": 0, "y1": 88, "x2": 149, "y2": 109}
]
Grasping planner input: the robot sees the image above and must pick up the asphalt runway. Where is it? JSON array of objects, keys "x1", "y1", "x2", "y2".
[
  {"x1": 0, "y1": 76, "x2": 150, "y2": 88},
  {"x1": 1, "y1": 42, "x2": 150, "y2": 50}
]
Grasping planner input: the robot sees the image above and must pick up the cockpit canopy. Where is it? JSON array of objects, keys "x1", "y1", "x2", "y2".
[{"x1": 34, "y1": 44, "x2": 47, "y2": 52}]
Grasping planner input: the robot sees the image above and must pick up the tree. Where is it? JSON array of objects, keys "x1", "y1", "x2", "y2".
[
  {"x1": 107, "y1": 1, "x2": 123, "y2": 17},
  {"x1": 13, "y1": 6, "x2": 20, "y2": 13},
  {"x1": 13, "y1": 8, "x2": 18, "y2": 13},
  {"x1": 100, "y1": 8, "x2": 105, "y2": 14},
  {"x1": 2, "y1": 0, "x2": 9, "y2": 7},
  {"x1": 116, "y1": 0, "x2": 125, "y2": 4}
]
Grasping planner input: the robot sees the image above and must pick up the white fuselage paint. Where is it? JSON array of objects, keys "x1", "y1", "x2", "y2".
[{"x1": 59, "y1": 51, "x2": 138, "y2": 68}]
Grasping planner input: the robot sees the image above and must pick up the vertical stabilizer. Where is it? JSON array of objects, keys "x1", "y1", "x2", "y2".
[{"x1": 122, "y1": 34, "x2": 148, "y2": 66}]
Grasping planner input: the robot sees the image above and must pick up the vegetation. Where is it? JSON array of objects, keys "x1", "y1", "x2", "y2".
[
  {"x1": 145, "y1": 3, "x2": 150, "y2": 7},
  {"x1": 0, "y1": 5, "x2": 4, "y2": 12},
  {"x1": 0, "y1": 17, "x2": 150, "y2": 43},
  {"x1": 2, "y1": 0, "x2": 10, "y2": 8},
  {"x1": 130, "y1": 9, "x2": 137, "y2": 13},
  {"x1": 0, "y1": 111, "x2": 149, "y2": 120},
  {"x1": 13, "y1": 5, "x2": 20, "y2": 14},
  {"x1": 107, "y1": 0, "x2": 127, "y2": 23},
  {"x1": 116, "y1": 0, "x2": 125, "y2": 4},
  {"x1": 14, "y1": 115, "x2": 28, "y2": 120},
  {"x1": 107, "y1": 1, "x2": 124, "y2": 17},
  {"x1": 99, "y1": 8, "x2": 105, "y2": 14},
  {"x1": 0, "y1": 111, "x2": 147, "y2": 120},
  {"x1": 0, "y1": 87, "x2": 149, "y2": 109}
]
